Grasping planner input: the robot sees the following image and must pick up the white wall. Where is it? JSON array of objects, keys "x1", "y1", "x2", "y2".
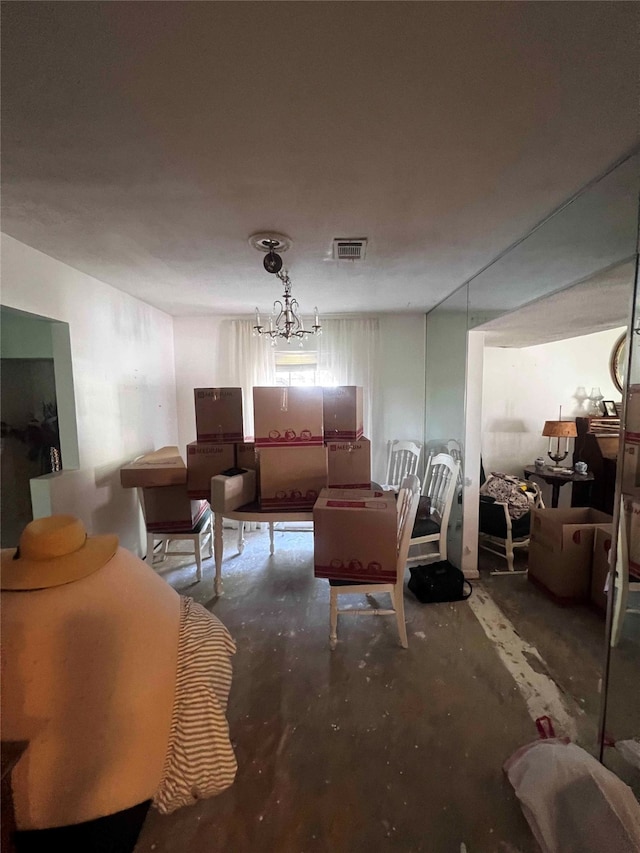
[
  {"x1": 482, "y1": 326, "x2": 624, "y2": 506},
  {"x1": 173, "y1": 315, "x2": 235, "y2": 455},
  {"x1": 173, "y1": 313, "x2": 426, "y2": 483},
  {"x1": 378, "y1": 314, "x2": 426, "y2": 453},
  {"x1": 1, "y1": 234, "x2": 178, "y2": 552},
  {"x1": 425, "y1": 288, "x2": 469, "y2": 568},
  {"x1": 1, "y1": 308, "x2": 54, "y2": 357}
]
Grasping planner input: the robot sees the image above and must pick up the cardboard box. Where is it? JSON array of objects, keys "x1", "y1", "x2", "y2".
[
  {"x1": 323, "y1": 386, "x2": 363, "y2": 440},
  {"x1": 591, "y1": 525, "x2": 613, "y2": 613},
  {"x1": 528, "y1": 507, "x2": 613, "y2": 603},
  {"x1": 210, "y1": 470, "x2": 257, "y2": 513},
  {"x1": 194, "y1": 388, "x2": 244, "y2": 443},
  {"x1": 236, "y1": 441, "x2": 257, "y2": 470},
  {"x1": 186, "y1": 441, "x2": 235, "y2": 498},
  {"x1": 141, "y1": 484, "x2": 208, "y2": 532},
  {"x1": 313, "y1": 487, "x2": 397, "y2": 583},
  {"x1": 120, "y1": 446, "x2": 186, "y2": 489},
  {"x1": 326, "y1": 437, "x2": 371, "y2": 488},
  {"x1": 253, "y1": 386, "x2": 323, "y2": 447},
  {"x1": 258, "y1": 445, "x2": 327, "y2": 510}
]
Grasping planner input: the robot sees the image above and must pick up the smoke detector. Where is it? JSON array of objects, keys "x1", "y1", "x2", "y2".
[{"x1": 332, "y1": 238, "x2": 367, "y2": 261}]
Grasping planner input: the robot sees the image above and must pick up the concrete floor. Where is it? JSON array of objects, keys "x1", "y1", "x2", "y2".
[{"x1": 133, "y1": 529, "x2": 616, "y2": 853}]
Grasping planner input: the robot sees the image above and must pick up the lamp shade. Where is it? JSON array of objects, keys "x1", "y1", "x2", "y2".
[{"x1": 542, "y1": 420, "x2": 577, "y2": 438}]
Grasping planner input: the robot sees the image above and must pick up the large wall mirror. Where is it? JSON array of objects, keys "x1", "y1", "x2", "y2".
[
  {"x1": 425, "y1": 147, "x2": 639, "y2": 765},
  {"x1": 600, "y1": 256, "x2": 640, "y2": 790}
]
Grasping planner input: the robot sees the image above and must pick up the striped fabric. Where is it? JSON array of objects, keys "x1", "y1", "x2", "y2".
[{"x1": 153, "y1": 597, "x2": 237, "y2": 814}]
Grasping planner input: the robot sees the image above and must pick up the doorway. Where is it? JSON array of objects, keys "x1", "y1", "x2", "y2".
[{"x1": 0, "y1": 306, "x2": 78, "y2": 546}]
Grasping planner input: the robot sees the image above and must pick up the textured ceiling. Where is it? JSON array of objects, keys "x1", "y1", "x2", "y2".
[
  {"x1": 479, "y1": 261, "x2": 635, "y2": 347},
  {"x1": 1, "y1": 2, "x2": 638, "y2": 317}
]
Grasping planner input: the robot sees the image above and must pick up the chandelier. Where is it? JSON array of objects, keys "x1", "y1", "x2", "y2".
[{"x1": 250, "y1": 234, "x2": 322, "y2": 345}]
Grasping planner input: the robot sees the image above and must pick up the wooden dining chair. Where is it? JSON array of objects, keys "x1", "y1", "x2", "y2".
[
  {"x1": 478, "y1": 478, "x2": 544, "y2": 574},
  {"x1": 328, "y1": 474, "x2": 421, "y2": 649},
  {"x1": 381, "y1": 440, "x2": 422, "y2": 491},
  {"x1": 406, "y1": 452, "x2": 459, "y2": 567},
  {"x1": 138, "y1": 488, "x2": 213, "y2": 582}
]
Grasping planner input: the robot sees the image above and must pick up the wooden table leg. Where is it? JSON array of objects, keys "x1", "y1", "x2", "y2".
[
  {"x1": 214, "y1": 512, "x2": 224, "y2": 596},
  {"x1": 551, "y1": 482, "x2": 562, "y2": 508}
]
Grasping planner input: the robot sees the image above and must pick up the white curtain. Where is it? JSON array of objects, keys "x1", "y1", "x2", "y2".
[
  {"x1": 316, "y1": 318, "x2": 383, "y2": 479},
  {"x1": 224, "y1": 320, "x2": 276, "y2": 530},
  {"x1": 227, "y1": 319, "x2": 276, "y2": 438},
  {"x1": 226, "y1": 316, "x2": 383, "y2": 480}
]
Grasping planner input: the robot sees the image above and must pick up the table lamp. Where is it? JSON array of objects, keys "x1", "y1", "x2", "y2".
[{"x1": 542, "y1": 417, "x2": 577, "y2": 471}]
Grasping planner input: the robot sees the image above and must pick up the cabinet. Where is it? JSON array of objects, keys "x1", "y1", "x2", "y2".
[{"x1": 572, "y1": 416, "x2": 619, "y2": 514}]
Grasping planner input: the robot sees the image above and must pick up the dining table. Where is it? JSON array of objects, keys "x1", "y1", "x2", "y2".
[
  {"x1": 212, "y1": 482, "x2": 384, "y2": 595},
  {"x1": 212, "y1": 502, "x2": 313, "y2": 595}
]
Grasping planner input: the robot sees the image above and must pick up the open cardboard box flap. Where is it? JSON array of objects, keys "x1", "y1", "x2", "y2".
[
  {"x1": 120, "y1": 446, "x2": 186, "y2": 488},
  {"x1": 531, "y1": 507, "x2": 613, "y2": 553}
]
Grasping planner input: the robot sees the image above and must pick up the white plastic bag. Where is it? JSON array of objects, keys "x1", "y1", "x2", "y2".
[
  {"x1": 504, "y1": 738, "x2": 640, "y2": 853},
  {"x1": 616, "y1": 738, "x2": 640, "y2": 771}
]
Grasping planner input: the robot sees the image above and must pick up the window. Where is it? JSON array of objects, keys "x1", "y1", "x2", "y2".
[{"x1": 274, "y1": 351, "x2": 318, "y2": 386}]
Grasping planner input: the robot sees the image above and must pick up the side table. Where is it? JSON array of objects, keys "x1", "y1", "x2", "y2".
[{"x1": 524, "y1": 465, "x2": 594, "y2": 508}]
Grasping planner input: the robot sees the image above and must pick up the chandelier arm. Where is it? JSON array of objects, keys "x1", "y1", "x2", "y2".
[{"x1": 272, "y1": 300, "x2": 286, "y2": 331}]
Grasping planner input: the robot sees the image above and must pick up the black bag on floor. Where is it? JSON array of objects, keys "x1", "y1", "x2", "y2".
[{"x1": 408, "y1": 561, "x2": 472, "y2": 603}]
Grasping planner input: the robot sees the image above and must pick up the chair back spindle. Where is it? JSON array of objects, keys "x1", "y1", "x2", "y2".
[{"x1": 384, "y1": 440, "x2": 422, "y2": 491}]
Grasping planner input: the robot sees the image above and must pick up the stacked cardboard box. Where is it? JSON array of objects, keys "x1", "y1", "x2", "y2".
[
  {"x1": 189, "y1": 388, "x2": 245, "y2": 499},
  {"x1": 254, "y1": 387, "x2": 324, "y2": 447},
  {"x1": 119, "y1": 447, "x2": 207, "y2": 531},
  {"x1": 252, "y1": 385, "x2": 371, "y2": 512},
  {"x1": 120, "y1": 446, "x2": 186, "y2": 488},
  {"x1": 141, "y1": 484, "x2": 208, "y2": 532},
  {"x1": 326, "y1": 438, "x2": 371, "y2": 489},
  {"x1": 211, "y1": 470, "x2": 257, "y2": 514},
  {"x1": 236, "y1": 440, "x2": 257, "y2": 470},
  {"x1": 313, "y1": 487, "x2": 397, "y2": 582},
  {"x1": 323, "y1": 387, "x2": 370, "y2": 488},
  {"x1": 323, "y1": 386, "x2": 363, "y2": 440},
  {"x1": 186, "y1": 441, "x2": 235, "y2": 498},
  {"x1": 254, "y1": 387, "x2": 326, "y2": 510},
  {"x1": 194, "y1": 388, "x2": 244, "y2": 442}
]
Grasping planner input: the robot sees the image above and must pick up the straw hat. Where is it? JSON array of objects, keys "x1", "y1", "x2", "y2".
[{"x1": 1, "y1": 515, "x2": 118, "y2": 591}]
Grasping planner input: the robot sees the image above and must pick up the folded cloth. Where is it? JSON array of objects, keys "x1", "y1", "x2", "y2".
[{"x1": 153, "y1": 596, "x2": 237, "y2": 814}]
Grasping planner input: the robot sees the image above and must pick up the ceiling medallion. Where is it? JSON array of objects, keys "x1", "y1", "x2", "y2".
[{"x1": 250, "y1": 234, "x2": 322, "y2": 345}]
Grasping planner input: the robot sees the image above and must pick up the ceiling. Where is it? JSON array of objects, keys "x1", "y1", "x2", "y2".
[
  {"x1": 478, "y1": 260, "x2": 635, "y2": 347},
  {"x1": 1, "y1": 2, "x2": 638, "y2": 318}
]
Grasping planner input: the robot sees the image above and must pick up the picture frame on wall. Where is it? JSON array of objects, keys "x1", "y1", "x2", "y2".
[
  {"x1": 602, "y1": 400, "x2": 618, "y2": 417},
  {"x1": 610, "y1": 332, "x2": 627, "y2": 394}
]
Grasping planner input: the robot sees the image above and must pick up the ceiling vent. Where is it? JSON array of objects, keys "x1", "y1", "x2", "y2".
[{"x1": 332, "y1": 238, "x2": 367, "y2": 261}]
